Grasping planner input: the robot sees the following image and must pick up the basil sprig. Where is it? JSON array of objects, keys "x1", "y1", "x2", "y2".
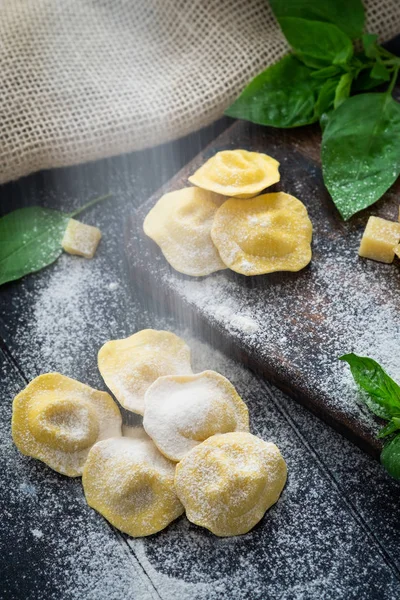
[
  {"x1": 226, "y1": 0, "x2": 400, "y2": 220},
  {"x1": 340, "y1": 353, "x2": 400, "y2": 480},
  {"x1": 0, "y1": 194, "x2": 111, "y2": 286}
]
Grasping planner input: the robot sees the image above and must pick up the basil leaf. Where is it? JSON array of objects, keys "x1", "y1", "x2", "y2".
[
  {"x1": 362, "y1": 33, "x2": 379, "y2": 58},
  {"x1": 378, "y1": 418, "x2": 400, "y2": 439},
  {"x1": 334, "y1": 72, "x2": 353, "y2": 109},
  {"x1": 321, "y1": 93, "x2": 400, "y2": 219},
  {"x1": 352, "y1": 68, "x2": 388, "y2": 91},
  {"x1": 278, "y1": 18, "x2": 354, "y2": 67},
  {"x1": 225, "y1": 55, "x2": 321, "y2": 128},
  {"x1": 314, "y1": 79, "x2": 338, "y2": 118},
  {"x1": 311, "y1": 65, "x2": 342, "y2": 80},
  {"x1": 0, "y1": 208, "x2": 69, "y2": 286},
  {"x1": 339, "y1": 353, "x2": 400, "y2": 419},
  {"x1": 0, "y1": 193, "x2": 111, "y2": 286},
  {"x1": 370, "y1": 59, "x2": 391, "y2": 81},
  {"x1": 269, "y1": 0, "x2": 365, "y2": 40},
  {"x1": 381, "y1": 434, "x2": 400, "y2": 480}
]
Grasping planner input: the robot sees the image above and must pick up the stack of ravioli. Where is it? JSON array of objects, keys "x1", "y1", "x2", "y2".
[
  {"x1": 12, "y1": 329, "x2": 287, "y2": 538},
  {"x1": 144, "y1": 149, "x2": 313, "y2": 277}
]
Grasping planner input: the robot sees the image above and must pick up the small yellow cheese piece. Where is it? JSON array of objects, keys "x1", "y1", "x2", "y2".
[
  {"x1": 62, "y1": 218, "x2": 102, "y2": 258},
  {"x1": 143, "y1": 187, "x2": 226, "y2": 276},
  {"x1": 188, "y1": 149, "x2": 280, "y2": 199},
  {"x1": 143, "y1": 370, "x2": 250, "y2": 462},
  {"x1": 82, "y1": 436, "x2": 184, "y2": 537},
  {"x1": 98, "y1": 329, "x2": 192, "y2": 415},
  {"x1": 211, "y1": 192, "x2": 312, "y2": 275},
  {"x1": 175, "y1": 432, "x2": 287, "y2": 537},
  {"x1": 12, "y1": 373, "x2": 122, "y2": 477},
  {"x1": 358, "y1": 216, "x2": 400, "y2": 263}
]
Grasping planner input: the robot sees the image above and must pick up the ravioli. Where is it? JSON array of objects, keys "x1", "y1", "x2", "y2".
[
  {"x1": 82, "y1": 436, "x2": 184, "y2": 537},
  {"x1": 143, "y1": 370, "x2": 249, "y2": 462},
  {"x1": 211, "y1": 192, "x2": 312, "y2": 275},
  {"x1": 98, "y1": 329, "x2": 192, "y2": 415},
  {"x1": 12, "y1": 373, "x2": 122, "y2": 477},
  {"x1": 175, "y1": 432, "x2": 287, "y2": 537},
  {"x1": 188, "y1": 149, "x2": 280, "y2": 199},
  {"x1": 143, "y1": 187, "x2": 226, "y2": 276}
]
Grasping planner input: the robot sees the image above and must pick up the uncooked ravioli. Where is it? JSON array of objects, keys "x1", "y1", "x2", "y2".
[
  {"x1": 188, "y1": 149, "x2": 280, "y2": 199},
  {"x1": 211, "y1": 192, "x2": 312, "y2": 275},
  {"x1": 175, "y1": 431, "x2": 287, "y2": 536},
  {"x1": 12, "y1": 373, "x2": 122, "y2": 477},
  {"x1": 98, "y1": 329, "x2": 192, "y2": 415},
  {"x1": 143, "y1": 187, "x2": 226, "y2": 276},
  {"x1": 143, "y1": 370, "x2": 249, "y2": 462}
]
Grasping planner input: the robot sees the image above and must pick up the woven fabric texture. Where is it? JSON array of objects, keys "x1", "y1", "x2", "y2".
[{"x1": 1, "y1": 0, "x2": 399, "y2": 184}]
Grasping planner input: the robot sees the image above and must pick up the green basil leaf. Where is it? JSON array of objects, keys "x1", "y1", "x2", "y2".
[
  {"x1": 362, "y1": 33, "x2": 379, "y2": 58},
  {"x1": 352, "y1": 68, "x2": 388, "y2": 91},
  {"x1": 0, "y1": 208, "x2": 69, "y2": 286},
  {"x1": 269, "y1": 0, "x2": 365, "y2": 40},
  {"x1": 225, "y1": 55, "x2": 321, "y2": 128},
  {"x1": 278, "y1": 18, "x2": 354, "y2": 66},
  {"x1": 0, "y1": 193, "x2": 111, "y2": 286},
  {"x1": 321, "y1": 93, "x2": 400, "y2": 219},
  {"x1": 380, "y1": 434, "x2": 400, "y2": 480},
  {"x1": 339, "y1": 353, "x2": 400, "y2": 419},
  {"x1": 314, "y1": 79, "x2": 338, "y2": 118},
  {"x1": 378, "y1": 418, "x2": 400, "y2": 439},
  {"x1": 334, "y1": 72, "x2": 353, "y2": 109},
  {"x1": 310, "y1": 65, "x2": 342, "y2": 80},
  {"x1": 370, "y1": 59, "x2": 391, "y2": 81}
]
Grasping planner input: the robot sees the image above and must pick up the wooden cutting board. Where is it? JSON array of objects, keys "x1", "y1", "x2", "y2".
[{"x1": 126, "y1": 120, "x2": 400, "y2": 457}]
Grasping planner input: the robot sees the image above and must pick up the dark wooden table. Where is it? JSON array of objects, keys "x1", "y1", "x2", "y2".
[{"x1": 2, "y1": 94, "x2": 400, "y2": 598}]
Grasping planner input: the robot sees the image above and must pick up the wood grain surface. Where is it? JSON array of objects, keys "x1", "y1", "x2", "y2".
[{"x1": 127, "y1": 120, "x2": 400, "y2": 458}]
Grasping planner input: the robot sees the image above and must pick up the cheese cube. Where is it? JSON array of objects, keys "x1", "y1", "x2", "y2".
[
  {"x1": 358, "y1": 216, "x2": 400, "y2": 264},
  {"x1": 62, "y1": 218, "x2": 102, "y2": 259}
]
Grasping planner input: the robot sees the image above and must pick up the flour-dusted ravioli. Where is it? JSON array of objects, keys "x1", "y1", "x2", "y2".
[
  {"x1": 143, "y1": 187, "x2": 226, "y2": 276},
  {"x1": 175, "y1": 432, "x2": 287, "y2": 537},
  {"x1": 82, "y1": 436, "x2": 184, "y2": 537},
  {"x1": 98, "y1": 329, "x2": 193, "y2": 415},
  {"x1": 188, "y1": 149, "x2": 280, "y2": 199},
  {"x1": 12, "y1": 373, "x2": 122, "y2": 477},
  {"x1": 143, "y1": 371, "x2": 249, "y2": 462},
  {"x1": 211, "y1": 192, "x2": 312, "y2": 275}
]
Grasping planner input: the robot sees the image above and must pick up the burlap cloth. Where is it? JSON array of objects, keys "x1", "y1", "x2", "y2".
[{"x1": 1, "y1": 0, "x2": 399, "y2": 184}]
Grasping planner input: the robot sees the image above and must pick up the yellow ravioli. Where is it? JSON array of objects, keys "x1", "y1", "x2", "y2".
[
  {"x1": 175, "y1": 432, "x2": 287, "y2": 537},
  {"x1": 143, "y1": 370, "x2": 249, "y2": 462},
  {"x1": 82, "y1": 436, "x2": 184, "y2": 537},
  {"x1": 62, "y1": 218, "x2": 102, "y2": 259},
  {"x1": 98, "y1": 329, "x2": 192, "y2": 415},
  {"x1": 143, "y1": 187, "x2": 226, "y2": 276},
  {"x1": 12, "y1": 373, "x2": 122, "y2": 477},
  {"x1": 211, "y1": 192, "x2": 312, "y2": 275},
  {"x1": 358, "y1": 216, "x2": 400, "y2": 264},
  {"x1": 188, "y1": 149, "x2": 280, "y2": 199}
]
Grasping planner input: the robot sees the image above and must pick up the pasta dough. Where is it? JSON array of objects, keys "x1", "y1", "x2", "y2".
[
  {"x1": 175, "y1": 432, "x2": 287, "y2": 537},
  {"x1": 82, "y1": 436, "x2": 184, "y2": 537},
  {"x1": 143, "y1": 187, "x2": 226, "y2": 276},
  {"x1": 143, "y1": 370, "x2": 249, "y2": 462},
  {"x1": 12, "y1": 373, "x2": 122, "y2": 477},
  {"x1": 188, "y1": 149, "x2": 280, "y2": 199},
  {"x1": 98, "y1": 329, "x2": 192, "y2": 415},
  {"x1": 211, "y1": 192, "x2": 312, "y2": 275}
]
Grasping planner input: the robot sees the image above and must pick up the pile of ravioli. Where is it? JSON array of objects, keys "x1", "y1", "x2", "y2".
[
  {"x1": 144, "y1": 149, "x2": 313, "y2": 277},
  {"x1": 12, "y1": 329, "x2": 287, "y2": 538}
]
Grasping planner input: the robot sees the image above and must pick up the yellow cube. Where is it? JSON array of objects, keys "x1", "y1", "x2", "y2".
[
  {"x1": 358, "y1": 216, "x2": 400, "y2": 264},
  {"x1": 62, "y1": 218, "x2": 102, "y2": 259}
]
